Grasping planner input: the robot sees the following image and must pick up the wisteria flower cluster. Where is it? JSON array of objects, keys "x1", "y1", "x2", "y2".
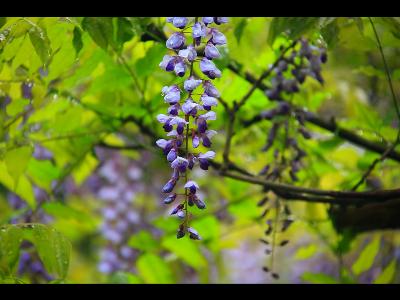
[
  {"x1": 259, "y1": 38, "x2": 327, "y2": 183},
  {"x1": 157, "y1": 17, "x2": 228, "y2": 240},
  {"x1": 93, "y1": 150, "x2": 144, "y2": 274},
  {"x1": 255, "y1": 38, "x2": 327, "y2": 279},
  {"x1": 257, "y1": 192, "x2": 294, "y2": 280}
]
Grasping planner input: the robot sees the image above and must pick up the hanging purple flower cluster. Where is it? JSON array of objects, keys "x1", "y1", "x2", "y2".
[
  {"x1": 259, "y1": 38, "x2": 327, "y2": 183},
  {"x1": 92, "y1": 150, "x2": 145, "y2": 274},
  {"x1": 157, "y1": 17, "x2": 228, "y2": 240},
  {"x1": 255, "y1": 38, "x2": 327, "y2": 280}
]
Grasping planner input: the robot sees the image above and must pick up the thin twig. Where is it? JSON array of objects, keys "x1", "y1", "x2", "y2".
[
  {"x1": 368, "y1": 17, "x2": 400, "y2": 122},
  {"x1": 235, "y1": 40, "x2": 298, "y2": 110},
  {"x1": 352, "y1": 131, "x2": 400, "y2": 191}
]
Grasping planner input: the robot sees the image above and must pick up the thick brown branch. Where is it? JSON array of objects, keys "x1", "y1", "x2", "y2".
[{"x1": 221, "y1": 170, "x2": 400, "y2": 205}]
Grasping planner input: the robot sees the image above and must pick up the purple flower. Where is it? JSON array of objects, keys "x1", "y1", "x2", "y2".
[
  {"x1": 192, "y1": 195, "x2": 206, "y2": 209},
  {"x1": 168, "y1": 103, "x2": 180, "y2": 116},
  {"x1": 214, "y1": 17, "x2": 228, "y2": 25},
  {"x1": 166, "y1": 32, "x2": 185, "y2": 49},
  {"x1": 202, "y1": 17, "x2": 214, "y2": 25},
  {"x1": 21, "y1": 82, "x2": 33, "y2": 99},
  {"x1": 202, "y1": 130, "x2": 217, "y2": 148},
  {"x1": 169, "y1": 116, "x2": 188, "y2": 127},
  {"x1": 192, "y1": 22, "x2": 206, "y2": 38},
  {"x1": 176, "y1": 210, "x2": 185, "y2": 219},
  {"x1": 188, "y1": 227, "x2": 201, "y2": 240},
  {"x1": 184, "y1": 180, "x2": 199, "y2": 194},
  {"x1": 156, "y1": 139, "x2": 173, "y2": 155},
  {"x1": 178, "y1": 45, "x2": 197, "y2": 62},
  {"x1": 164, "y1": 193, "x2": 177, "y2": 204},
  {"x1": 171, "y1": 17, "x2": 188, "y2": 29},
  {"x1": 200, "y1": 58, "x2": 221, "y2": 79},
  {"x1": 198, "y1": 151, "x2": 215, "y2": 170},
  {"x1": 204, "y1": 43, "x2": 220, "y2": 59},
  {"x1": 171, "y1": 156, "x2": 189, "y2": 173},
  {"x1": 184, "y1": 77, "x2": 202, "y2": 92},
  {"x1": 192, "y1": 134, "x2": 200, "y2": 148},
  {"x1": 171, "y1": 203, "x2": 184, "y2": 215},
  {"x1": 199, "y1": 111, "x2": 217, "y2": 121},
  {"x1": 201, "y1": 95, "x2": 218, "y2": 110},
  {"x1": 176, "y1": 122, "x2": 185, "y2": 135},
  {"x1": 159, "y1": 55, "x2": 175, "y2": 71},
  {"x1": 210, "y1": 29, "x2": 227, "y2": 45},
  {"x1": 203, "y1": 80, "x2": 220, "y2": 97},
  {"x1": 156, "y1": 139, "x2": 170, "y2": 150},
  {"x1": 163, "y1": 179, "x2": 177, "y2": 193},
  {"x1": 162, "y1": 85, "x2": 181, "y2": 104},
  {"x1": 182, "y1": 98, "x2": 200, "y2": 116},
  {"x1": 197, "y1": 118, "x2": 208, "y2": 133},
  {"x1": 167, "y1": 148, "x2": 177, "y2": 162},
  {"x1": 157, "y1": 114, "x2": 170, "y2": 124},
  {"x1": 174, "y1": 60, "x2": 187, "y2": 77}
]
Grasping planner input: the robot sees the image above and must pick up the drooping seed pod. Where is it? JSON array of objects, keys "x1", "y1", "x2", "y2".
[
  {"x1": 257, "y1": 196, "x2": 269, "y2": 207},
  {"x1": 280, "y1": 240, "x2": 289, "y2": 247},
  {"x1": 271, "y1": 273, "x2": 280, "y2": 280}
]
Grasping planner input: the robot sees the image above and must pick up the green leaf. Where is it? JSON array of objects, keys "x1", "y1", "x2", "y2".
[
  {"x1": 191, "y1": 216, "x2": 220, "y2": 242},
  {"x1": 71, "y1": 152, "x2": 98, "y2": 186},
  {"x1": 268, "y1": 17, "x2": 320, "y2": 46},
  {"x1": 128, "y1": 230, "x2": 159, "y2": 252},
  {"x1": 28, "y1": 26, "x2": 51, "y2": 65},
  {"x1": 72, "y1": 27, "x2": 83, "y2": 57},
  {"x1": 374, "y1": 260, "x2": 396, "y2": 284},
  {"x1": 116, "y1": 17, "x2": 135, "y2": 47},
  {"x1": 28, "y1": 224, "x2": 71, "y2": 279},
  {"x1": 301, "y1": 272, "x2": 339, "y2": 284},
  {"x1": 136, "y1": 253, "x2": 174, "y2": 283},
  {"x1": 0, "y1": 225, "x2": 23, "y2": 276},
  {"x1": 321, "y1": 19, "x2": 340, "y2": 47},
  {"x1": 234, "y1": 19, "x2": 248, "y2": 44},
  {"x1": 352, "y1": 236, "x2": 380, "y2": 275},
  {"x1": 27, "y1": 159, "x2": 61, "y2": 191},
  {"x1": 134, "y1": 43, "x2": 165, "y2": 78},
  {"x1": 81, "y1": 17, "x2": 114, "y2": 50},
  {"x1": 4, "y1": 145, "x2": 33, "y2": 186},
  {"x1": 161, "y1": 235, "x2": 207, "y2": 270},
  {"x1": 0, "y1": 17, "x2": 6, "y2": 29},
  {"x1": 294, "y1": 244, "x2": 318, "y2": 260},
  {"x1": 41, "y1": 202, "x2": 93, "y2": 223},
  {"x1": 379, "y1": 17, "x2": 400, "y2": 40},
  {"x1": 109, "y1": 271, "x2": 142, "y2": 284}
]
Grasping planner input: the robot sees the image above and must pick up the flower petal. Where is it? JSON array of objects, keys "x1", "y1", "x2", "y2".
[{"x1": 198, "y1": 151, "x2": 216, "y2": 159}]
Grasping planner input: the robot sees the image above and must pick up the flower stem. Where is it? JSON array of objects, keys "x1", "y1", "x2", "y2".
[{"x1": 183, "y1": 17, "x2": 199, "y2": 230}]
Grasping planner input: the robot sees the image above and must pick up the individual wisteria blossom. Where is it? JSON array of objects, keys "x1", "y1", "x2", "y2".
[
  {"x1": 200, "y1": 58, "x2": 222, "y2": 79},
  {"x1": 157, "y1": 17, "x2": 228, "y2": 239}
]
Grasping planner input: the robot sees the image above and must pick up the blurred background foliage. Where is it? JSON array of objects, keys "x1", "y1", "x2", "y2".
[{"x1": 0, "y1": 17, "x2": 400, "y2": 283}]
